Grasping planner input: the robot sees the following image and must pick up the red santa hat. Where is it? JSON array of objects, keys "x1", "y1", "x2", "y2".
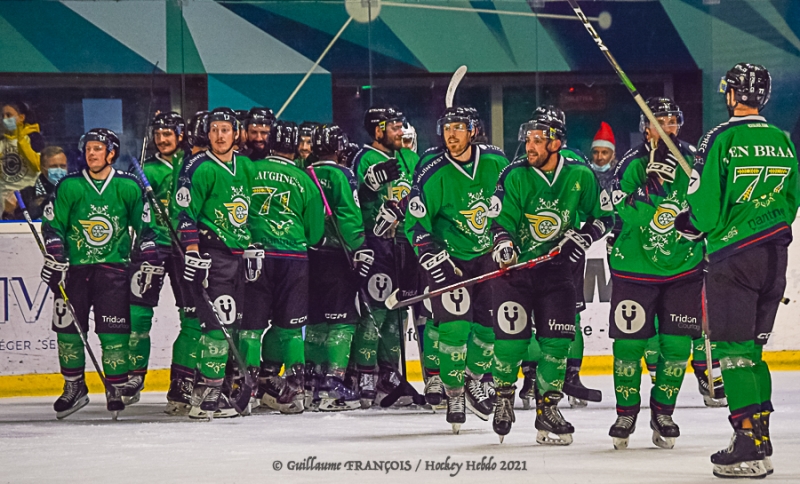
[{"x1": 591, "y1": 122, "x2": 615, "y2": 151}]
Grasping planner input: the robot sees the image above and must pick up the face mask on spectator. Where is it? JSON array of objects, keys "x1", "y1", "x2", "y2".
[
  {"x1": 3, "y1": 117, "x2": 17, "y2": 132},
  {"x1": 47, "y1": 167, "x2": 67, "y2": 184},
  {"x1": 591, "y1": 162, "x2": 612, "y2": 173}
]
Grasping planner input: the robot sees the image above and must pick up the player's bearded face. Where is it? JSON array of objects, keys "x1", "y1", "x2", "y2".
[
  {"x1": 379, "y1": 121, "x2": 404, "y2": 151},
  {"x1": 443, "y1": 122, "x2": 471, "y2": 156},
  {"x1": 298, "y1": 136, "x2": 312, "y2": 160},
  {"x1": 247, "y1": 125, "x2": 270, "y2": 152},
  {"x1": 85, "y1": 141, "x2": 113, "y2": 173},
  {"x1": 209, "y1": 121, "x2": 235, "y2": 155},
  {"x1": 154, "y1": 129, "x2": 180, "y2": 156},
  {"x1": 525, "y1": 131, "x2": 555, "y2": 168}
]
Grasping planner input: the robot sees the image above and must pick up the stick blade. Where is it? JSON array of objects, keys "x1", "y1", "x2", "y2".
[
  {"x1": 384, "y1": 289, "x2": 400, "y2": 310},
  {"x1": 445, "y1": 65, "x2": 468, "y2": 108}
]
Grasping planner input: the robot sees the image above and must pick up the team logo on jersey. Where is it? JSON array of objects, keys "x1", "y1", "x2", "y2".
[
  {"x1": 79, "y1": 215, "x2": 114, "y2": 246},
  {"x1": 213, "y1": 295, "x2": 237, "y2": 325},
  {"x1": 460, "y1": 201, "x2": 490, "y2": 235},
  {"x1": 43, "y1": 201, "x2": 54, "y2": 221},
  {"x1": 441, "y1": 288, "x2": 470, "y2": 316},
  {"x1": 497, "y1": 301, "x2": 526, "y2": 336},
  {"x1": 2, "y1": 152, "x2": 26, "y2": 182},
  {"x1": 390, "y1": 182, "x2": 411, "y2": 201},
  {"x1": 176, "y1": 187, "x2": 191, "y2": 208},
  {"x1": 52, "y1": 298, "x2": 73, "y2": 329},
  {"x1": 408, "y1": 196, "x2": 426, "y2": 218},
  {"x1": 367, "y1": 273, "x2": 393, "y2": 302},
  {"x1": 614, "y1": 300, "x2": 646, "y2": 334},
  {"x1": 224, "y1": 197, "x2": 249, "y2": 227},
  {"x1": 525, "y1": 211, "x2": 562, "y2": 242},
  {"x1": 650, "y1": 202, "x2": 680, "y2": 234}
]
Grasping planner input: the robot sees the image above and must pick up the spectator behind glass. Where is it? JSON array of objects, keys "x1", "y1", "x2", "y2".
[
  {"x1": 7, "y1": 146, "x2": 67, "y2": 220},
  {"x1": 2, "y1": 102, "x2": 45, "y2": 217}
]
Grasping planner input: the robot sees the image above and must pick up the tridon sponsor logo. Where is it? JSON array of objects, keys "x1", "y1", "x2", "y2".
[
  {"x1": 79, "y1": 215, "x2": 113, "y2": 246},
  {"x1": 224, "y1": 196, "x2": 249, "y2": 227},
  {"x1": 459, "y1": 201, "x2": 490, "y2": 235},
  {"x1": 525, "y1": 211, "x2": 562, "y2": 242},
  {"x1": 650, "y1": 202, "x2": 680, "y2": 234}
]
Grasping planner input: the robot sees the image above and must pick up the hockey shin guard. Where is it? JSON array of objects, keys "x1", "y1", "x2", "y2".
[
  {"x1": 377, "y1": 309, "x2": 402, "y2": 367},
  {"x1": 717, "y1": 341, "x2": 761, "y2": 413},
  {"x1": 568, "y1": 313, "x2": 584, "y2": 360},
  {"x1": 260, "y1": 326, "x2": 282, "y2": 367},
  {"x1": 466, "y1": 323, "x2": 495, "y2": 376},
  {"x1": 526, "y1": 333, "x2": 543, "y2": 363},
  {"x1": 423, "y1": 319, "x2": 441, "y2": 374},
  {"x1": 326, "y1": 323, "x2": 356, "y2": 375},
  {"x1": 537, "y1": 337, "x2": 569, "y2": 394},
  {"x1": 171, "y1": 312, "x2": 201, "y2": 376},
  {"x1": 98, "y1": 333, "x2": 130, "y2": 384},
  {"x1": 304, "y1": 324, "x2": 328, "y2": 368},
  {"x1": 279, "y1": 327, "x2": 305, "y2": 369},
  {"x1": 613, "y1": 338, "x2": 646, "y2": 414},
  {"x1": 57, "y1": 333, "x2": 86, "y2": 379},
  {"x1": 353, "y1": 314, "x2": 379, "y2": 370},
  {"x1": 438, "y1": 319, "x2": 470, "y2": 390},
  {"x1": 239, "y1": 329, "x2": 264, "y2": 368},
  {"x1": 129, "y1": 304, "x2": 153, "y2": 375},
  {"x1": 197, "y1": 330, "x2": 228, "y2": 381},
  {"x1": 492, "y1": 339, "x2": 527, "y2": 387},
  {"x1": 651, "y1": 334, "x2": 691, "y2": 411},
  {"x1": 751, "y1": 345, "x2": 772, "y2": 408}
]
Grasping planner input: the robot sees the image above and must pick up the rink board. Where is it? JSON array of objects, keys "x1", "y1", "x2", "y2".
[{"x1": 2, "y1": 220, "x2": 800, "y2": 396}]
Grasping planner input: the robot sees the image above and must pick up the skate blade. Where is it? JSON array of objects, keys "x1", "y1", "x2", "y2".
[
  {"x1": 212, "y1": 408, "x2": 239, "y2": 419},
  {"x1": 536, "y1": 430, "x2": 573, "y2": 446},
  {"x1": 249, "y1": 397, "x2": 261, "y2": 409},
  {"x1": 164, "y1": 402, "x2": 190, "y2": 416},
  {"x1": 55, "y1": 395, "x2": 90, "y2": 420},
  {"x1": 612, "y1": 437, "x2": 630, "y2": 450},
  {"x1": 111, "y1": 411, "x2": 120, "y2": 421},
  {"x1": 568, "y1": 396, "x2": 588, "y2": 408},
  {"x1": 651, "y1": 430, "x2": 676, "y2": 449},
  {"x1": 121, "y1": 392, "x2": 141, "y2": 406},
  {"x1": 451, "y1": 423, "x2": 462, "y2": 435},
  {"x1": 188, "y1": 407, "x2": 214, "y2": 420},
  {"x1": 278, "y1": 400, "x2": 305, "y2": 415},
  {"x1": 712, "y1": 460, "x2": 767, "y2": 479},
  {"x1": 521, "y1": 398, "x2": 531, "y2": 411},
  {"x1": 498, "y1": 435, "x2": 504, "y2": 444},
  {"x1": 764, "y1": 457, "x2": 773, "y2": 475},
  {"x1": 703, "y1": 395, "x2": 729, "y2": 408},
  {"x1": 318, "y1": 398, "x2": 346, "y2": 412},
  {"x1": 360, "y1": 398, "x2": 374, "y2": 409},
  {"x1": 260, "y1": 394, "x2": 282, "y2": 411}
]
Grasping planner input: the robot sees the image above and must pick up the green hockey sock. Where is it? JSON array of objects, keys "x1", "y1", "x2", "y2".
[
  {"x1": 652, "y1": 334, "x2": 691, "y2": 408},
  {"x1": 377, "y1": 309, "x2": 402, "y2": 366},
  {"x1": 644, "y1": 332, "x2": 660, "y2": 373},
  {"x1": 716, "y1": 341, "x2": 762, "y2": 412},
  {"x1": 613, "y1": 338, "x2": 647, "y2": 409},
  {"x1": 568, "y1": 313, "x2": 584, "y2": 360},
  {"x1": 239, "y1": 329, "x2": 264, "y2": 368},
  {"x1": 305, "y1": 324, "x2": 329, "y2": 368},
  {"x1": 492, "y1": 339, "x2": 527, "y2": 387},
  {"x1": 354, "y1": 314, "x2": 379, "y2": 369},
  {"x1": 171, "y1": 314, "x2": 201, "y2": 371},
  {"x1": 438, "y1": 319, "x2": 470, "y2": 390},
  {"x1": 537, "y1": 337, "x2": 569, "y2": 394},
  {"x1": 526, "y1": 333, "x2": 542, "y2": 363},
  {"x1": 279, "y1": 327, "x2": 305, "y2": 368},
  {"x1": 98, "y1": 333, "x2": 130, "y2": 381},
  {"x1": 423, "y1": 319, "x2": 440, "y2": 372},
  {"x1": 197, "y1": 330, "x2": 228, "y2": 380},
  {"x1": 57, "y1": 333, "x2": 86, "y2": 375},
  {"x1": 751, "y1": 345, "x2": 772, "y2": 405},
  {"x1": 129, "y1": 304, "x2": 153, "y2": 373},
  {"x1": 466, "y1": 323, "x2": 494, "y2": 376},
  {"x1": 261, "y1": 326, "x2": 282, "y2": 367},
  {"x1": 326, "y1": 323, "x2": 355, "y2": 373}
]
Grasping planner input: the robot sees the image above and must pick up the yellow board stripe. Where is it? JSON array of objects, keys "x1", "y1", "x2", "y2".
[{"x1": 2, "y1": 350, "x2": 799, "y2": 398}]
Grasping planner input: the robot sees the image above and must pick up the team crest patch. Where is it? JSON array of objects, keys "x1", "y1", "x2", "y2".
[
  {"x1": 650, "y1": 203, "x2": 680, "y2": 234},
  {"x1": 224, "y1": 197, "x2": 249, "y2": 227},
  {"x1": 525, "y1": 211, "x2": 562, "y2": 242},
  {"x1": 459, "y1": 201, "x2": 490, "y2": 235}
]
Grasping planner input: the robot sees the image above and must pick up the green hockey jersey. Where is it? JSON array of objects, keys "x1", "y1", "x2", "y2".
[
  {"x1": 354, "y1": 145, "x2": 420, "y2": 235},
  {"x1": 249, "y1": 155, "x2": 324, "y2": 256},
  {"x1": 688, "y1": 115, "x2": 799, "y2": 262},
  {"x1": 307, "y1": 160, "x2": 365, "y2": 252},
  {"x1": 492, "y1": 155, "x2": 613, "y2": 262},
  {"x1": 140, "y1": 153, "x2": 178, "y2": 247},
  {"x1": 406, "y1": 144, "x2": 509, "y2": 261},
  {"x1": 174, "y1": 151, "x2": 254, "y2": 251},
  {"x1": 609, "y1": 141, "x2": 704, "y2": 282},
  {"x1": 42, "y1": 168, "x2": 149, "y2": 265}
]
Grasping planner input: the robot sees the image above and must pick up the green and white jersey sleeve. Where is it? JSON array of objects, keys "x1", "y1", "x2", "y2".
[
  {"x1": 308, "y1": 160, "x2": 365, "y2": 252},
  {"x1": 354, "y1": 145, "x2": 420, "y2": 234}
]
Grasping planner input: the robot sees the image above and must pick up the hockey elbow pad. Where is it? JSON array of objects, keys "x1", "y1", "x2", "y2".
[{"x1": 363, "y1": 158, "x2": 401, "y2": 192}]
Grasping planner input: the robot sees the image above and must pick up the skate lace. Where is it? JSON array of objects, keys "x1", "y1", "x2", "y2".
[
  {"x1": 483, "y1": 381, "x2": 496, "y2": 399},
  {"x1": 614, "y1": 415, "x2": 635, "y2": 429},
  {"x1": 425, "y1": 376, "x2": 443, "y2": 393},
  {"x1": 467, "y1": 379, "x2": 489, "y2": 403},
  {"x1": 359, "y1": 373, "x2": 375, "y2": 391},
  {"x1": 204, "y1": 386, "x2": 221, "y2": 403},
  {"x1": 544, "y1": 403, "x2": 567, "y2": 425},
  {"x1": 61, "y1": 380, "x2": 82, "y2": 401},
  {"x1": 656, "y1": 414, "x2": 677, "y2": 428},
  {"x1": 495, "y1": 396, "x2": 513, "y2": 422},
  {"x1": 448, "y1": 395, "x2": 465, "y2": 413}
]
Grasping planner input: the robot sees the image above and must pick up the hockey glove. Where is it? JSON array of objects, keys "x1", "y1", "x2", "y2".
[
  {"x1": 135, "y1": 261, "x2": 166, "y2": 295},
  {"x1": 492, "y1": 233, "x2": 518, "y2": 268},
  {"x1": 646, "y1": 135, "x2": 679, "y2": 183},
  {"x1": 243, "y1": 246, "x2": 265, "y2": 282},
  {"x1": 674, "y1": 210, "x2": 705, "y2": 241},
  {"x1": 353, "y1": 248, "x2": 375, "y2": 279},
  {"x1": 137, "y1": 240, "x2": 160, "y2": 265},
  {"x1": 557, "y1": 229, "x2": 594, "y2": 263},
  {"x1": 184, "y1": 250, "x2": 212, "y2": 287},
  {"x1": 41, "y1": 254, "x2": 68, "y2": 289},
  {"x1": 363, "y1": 158, "x2": 401, "y2": 192},
  {"x1": 373, "y1": 199, "x2": 405, "y2": 238},
  {"x1": 419, "y1": 250, "x2": 463, "y2": 286}
]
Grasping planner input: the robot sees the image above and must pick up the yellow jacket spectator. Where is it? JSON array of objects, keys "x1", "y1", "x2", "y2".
[{"x1": 2, "y1": 102, "x2": 44, "y2": 217}]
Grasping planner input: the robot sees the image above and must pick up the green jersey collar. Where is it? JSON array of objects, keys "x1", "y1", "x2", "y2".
[
  {"x1": 444, "y1": 145, "x2": 480, "y2": 180},
  {"x1": 205, "y1": 150, "x2": 237, "y2": 177},
  {"x1": 363, "y1": 145, "x2": 392, "y2": 159},
  {"x1": 310, "y1": 159, "x2": 338, "y2": 168},
  {"x1": 530, "y1": 155, "x2": 565, "y2": 187},
  {"x1": 267, "y1": 155, "x2": 296, "y2": 166},
  {"x1": 82, "y1": 167, "x2": 116, "y2": 196},
  {"x1": 155, "y1": 153, "x2": 173, "y2": 168}
]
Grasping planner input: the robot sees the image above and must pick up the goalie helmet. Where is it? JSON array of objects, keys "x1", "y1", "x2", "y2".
[
  {"x1": 639, "y1": 97, "x2": 684, "y2": 133},
  {"x1": 720, "y1": 63, "x2": 771, "y2": 110},
  {"x1": 79, "y1": 128, "x2": 120, "y2": 162},
  {"x1": 364, "y1": 106, "x2": 406, "y2": 138},
  {"x1": 518, "y1": 105, "x2": 566, "y2": 142},
  {"x1": 269, "y1": 120, "x2": 299, "y2": 154},
  {"x1": 312, "y1": 124, "x2": 347, "y2": 157}
]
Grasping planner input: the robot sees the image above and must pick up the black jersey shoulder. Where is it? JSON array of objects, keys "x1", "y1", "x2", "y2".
[{"x1": 497, "y1": 158, "x2": 528, "y2": 187}]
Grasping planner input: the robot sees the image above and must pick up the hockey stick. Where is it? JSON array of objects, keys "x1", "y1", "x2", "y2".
[
  {"x1": 446, "y1": 65, "x2": 468, "y2": 109},
  {"x1": 307, "y1": 166, "x2": 425, "y2": 407},
  {"x1": 138, "y1": 62, "x2": 159, "y2": 168},
  {"x1": 700, "y1": 278, "x2": 715, "y2": 395},
  {"x1": 385, "y1": 249, "x2": 560, "y2": 310},
  {"x1": 565, "y1": 0, "x2": 690, "y2": 177},
  {"x1": 129, "y1": 159, "x2": 254, "y2": 414},
  {"x1": 14, "y1": 191, "x2": 118, "y2": 402}
]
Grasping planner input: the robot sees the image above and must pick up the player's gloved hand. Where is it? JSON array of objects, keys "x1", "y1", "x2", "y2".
[
  {"x1": 556, "y1": 229, "x2": 593, "y2": 263},
  {"x1": 647, "y1": 135, "x2": 679, "y2": 183},
  {"x1": 184, "y1": 250, "x2": 212, "y2": 287},
  {"x1": 353, "y1": 248, "x2": 375, "y2": 278},
  {"x1": 674, "y1": 210, "x2": 705, "y2": 241},
  {"x1": 41, "y1": 254, "x2": 68, "y2": 289},
  {"x1": 136, "y1": 261, "x2": 166, "y2": 295},
  {"x1": 364, "y1": 158, "x2": 401, "y2": 192},
  {"x1": 419, "y1": 250, "x2": 463, "y2": 286},
  {"x1": 605, "y1": 234, "x2": 616, "y2": 256},
  {"x1": 373, "y1": 200, "x2": 404, "y2": 238},
  {"x1": 243, "y1": 246, "x2": 265, "y2": 282},
  {"x1": 492, "y1": 234, "x2": 517, "y2": 269}
]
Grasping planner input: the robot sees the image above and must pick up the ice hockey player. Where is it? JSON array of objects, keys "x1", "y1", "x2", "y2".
[
  {"x1": 296, "y1": 121, "x2": 320, "y2": 168},
  {"x1": 605, "y1": 96, "x2": 703, "y2": 450},
  {"x1": 240, "y1": 120, "x2": 324, "y2": 414},
  {"x1": 405, "y1": 106, "x2": 508, "y2": 433},
  {"x1": 489, "y1": 107, "x2": 612, "y2": 444},
  {"x1": 41, "y1": 128, "x2": 154, "y2": 419},
  {"x1": 352, "y1": 106, "x2": 420, "y2": 408},
  {"x1": 126, "y1": 112, "x2": 190, "y2": 408},
  {"x1": 186, "y1": 111, "x2": 210, "y2": 155},
  {"x1": 680, "y1": 63, "x2": 797, "y2": 479},
  {"x1": 241, "y1": 107, "x2": 274, "y2": 161},
  {"x1": 173, "y1": 107, "x2": 255, "y2": 419},
  {"x1": 305, "y1": 124, "x2": 373, "y2": 412}
]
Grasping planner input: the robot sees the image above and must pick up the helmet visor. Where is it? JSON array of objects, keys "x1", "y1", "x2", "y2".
[{"x1": 518, "y1": 121, "x2": 558, "y2": 142}]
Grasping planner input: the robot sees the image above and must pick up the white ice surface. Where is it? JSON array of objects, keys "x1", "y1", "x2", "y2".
[{"x1": 1, "y1": 372, "x2": 798, "y2": 484}]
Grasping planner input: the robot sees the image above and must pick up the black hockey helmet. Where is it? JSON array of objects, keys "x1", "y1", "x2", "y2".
[
  {"x1": 312, "y1": 124, "x2": 346, "y2": 157},
  {"x1": 269, "y1": 120, "x2": 299, "y2": 154},
  {"x1": 720, "y1": 63, "x2": 771, "y2": 110},
  {"x1": 340, "y1": 142, "x2": 362, "y2": 169},
  {"x1": 436, "y1": 106, "x2": 475, "y2": 136},
  {"x1": 518, "y1": 105, "x2": 566, "y2": 142},
  {"x1": 299, "y1": 121, "x2": 321, "y2": 139},
  {"x1": 639, "y1": 97, "x2": 684, "y2": 133},
  {"x1": 79, "y1": 128, "x2": 120, "y2": 162},
  {"x1": 245, "y1": 107, "x2": 275, "y2": 129},
  {"x1": 186, "y1": 110, "x2": 210, "y2": 148},
  {"x1": 363, "y1": 106, "x2": 406, "y2": 138},
  {"x1": 205, "y1": 107, "x2": 240, "y2": 135},
  {"x1": 234, "y1": 109, "x2": 249, "y2": 124},
  {"x1": 150, "y1": 111, "x2": 185, "y2": 138}
]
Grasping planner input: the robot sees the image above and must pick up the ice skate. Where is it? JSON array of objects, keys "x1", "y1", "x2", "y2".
[
  {"x1": 760, "y1": 411, "x2": 773, "y2": 475},
  {"x1": 519, "y1": 363, "x2": 538, "y2": 410},
  {"x1": 650, "y1": 411, "x2": 680, "y2": 449},
  {"x1": 277, "y1": 364, "x2": 305, "y2": 414},
  {"x1": 213, "y1": 391, "x2": 240, "y2": 419},
  {"x1": 464, "y1": 370, "x2": 493, "y2": 421},
  {"x1": 318, "y1": 375, "x2": 360, "y2": 412},
  {"x1": 165, "y1": 375, "x2": 194, "y2": 416},
  {"x1": 375, "y1": 366, "x2": 413, "y2": 407},
  {"x1": 492, "y1": 386, "x2": 515, "y2": 443},
  {"x1": 535, "y1": 391, "x2": 574, "y2": 445},
  {"x1": 105, "y1": 384, "x2": 125, "y2": 420},
  {"x1": 53, "y1": 377, "x2": 89, "y2": 420},
  {"x1": 304, "y1": 364, "x2": 322, "y2": 412},
  {"x1": 189, "y1": 383, "x2": 222, "y2": 420},
  {"x1": 424, "y1": 373, "x2": 445, "y2": 407},
  {"x1": 358, "y1": 371, "x2": 376, "y2": 409},
  {"x1": 446, "y1": 390, "x2": 466, "y2": 435},
  {"x1": 693, "y1": 364, "x2": 727, "y2": 408},
  {"x1": 609, "y1": 414, "x2": 637, "y2": 450},
  {"x1": 258, "y1": 365, "x2": 285, "y2": 411},
  {"x1": 711, "y1": 424, "x2": 767, "y2": 479},
  {"x1": 118, "y1": 374, "x2": 144, "y2": 406}
]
